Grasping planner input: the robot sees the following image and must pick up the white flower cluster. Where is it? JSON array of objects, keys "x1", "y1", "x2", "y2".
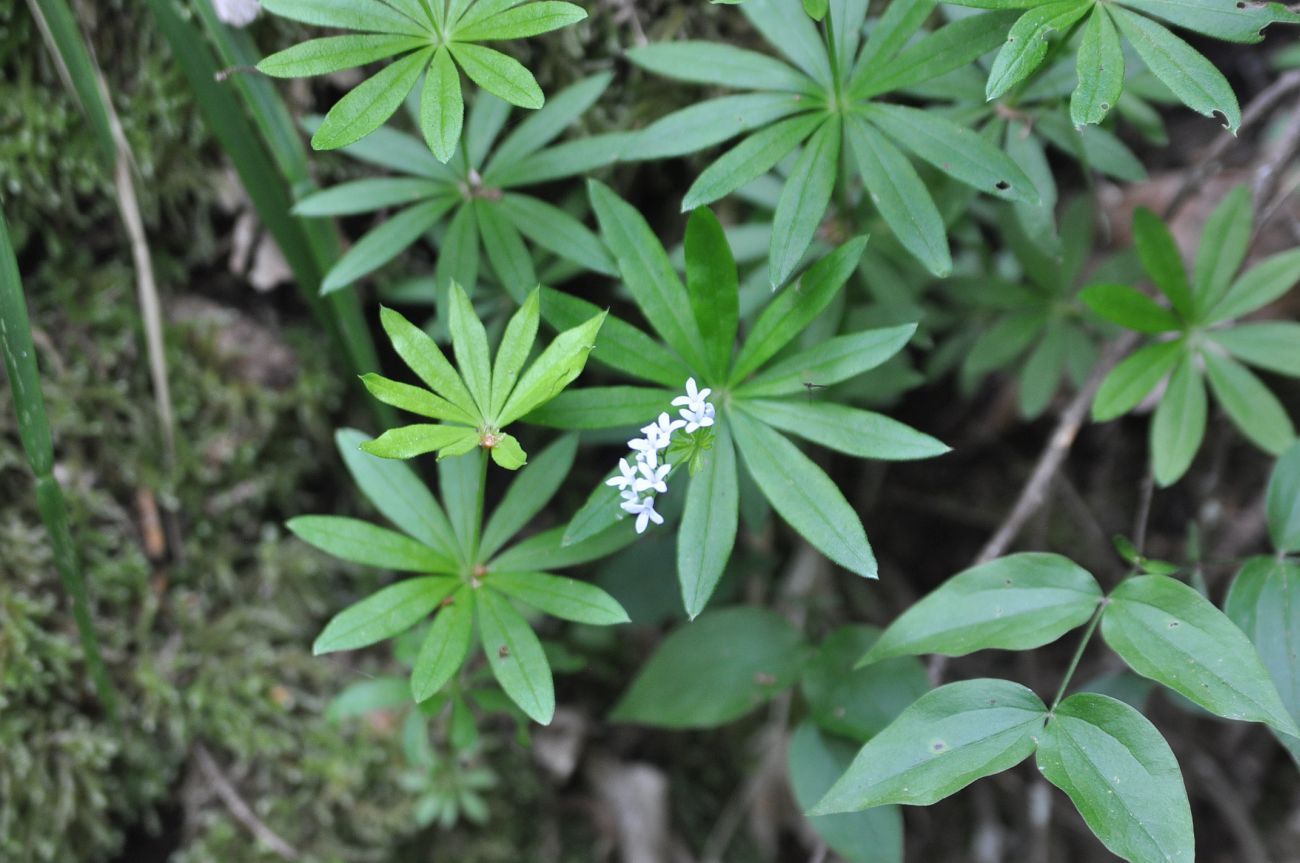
[{"x1": 607, "y1": 378, "x2": 716, "y2": 533}]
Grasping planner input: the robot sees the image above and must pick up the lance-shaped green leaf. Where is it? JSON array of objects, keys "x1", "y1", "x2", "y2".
[
  {"x1": 770, "y1": 115, "x2": 841, "y2": 287},
  {"x1": 321, "y1": 198, "x2": 455, "y2": 293},
  {"x1": 422, "y1": 47, "x2": 463, "y2": 163},
  {"x1": 1092, "y1": 339, "x2": 1184, "y2": 421},
  {"x1": 801, "y1": 626, "x2": 930, "y2": 742},
  {"x1": 293, "y1": 178, "x2": 449, "y2": 217},
  {"x1": 497, "y1": 311, "x2": 606, "y2": 426},
  {"x1": 525, "y1": 385, "x2": 675, "y2": 430},
  {"x1": 1268, "y1": 443, "x2": 1300, "y2": 553},
  {"x1": 628, "y1": 93, "x2": 808, "y2": 161},
  {"x1": 730, "y1": 410, "x2": 876, "y2": 579},
  {"x1": 448, "y1": 281, "x2": 494, "y2": 414},
  {"x1": 477, "y1": 587, "x2": 555, "y2": 724},
  {"x1": 258, "y1": 33, "x2": 429, "y2": 78},
  {"x1": 731, "y1": 236, "x2": 869, "y2": 383},
  {"x1": 1150, "y1": 355, "x2": 1205, "y2": 486},
  {"x1": 289, "y1": 515, "x2": 457, "y2": 572},
  {"x1": 361, "y1": 373, "x2": 479, "y2": 425},
  {"x1": 497, "y1": 521, "x2": 639, "y2": 571},
  {"x1": 866, "y1": 104, "x2": 1038, "y2": 204},
  {"x1": 681, "y1": 114, "x2": 823, "y2": 211},
  {"x1": 454, "y1": 1, "x2": 587, "y2": 40},
  {"x1": 610, "y1": 607, "x2": 807, "y2": 728},
  {"x1": 540, "y1": 288, "x2": 689, "y2": 388},
  {"x1": 500, "y1": 194, "x2": 616, "y2": 276},
  {"x1": 411, "y1": 586, "x2": 475, "y2": 702},
  {"x1": 789, "y1": 722, "x2": 905, "y2": 863},
  {"x1": 1072, "y1": 6, "x2": 1124, "y2": 126},
  {"x1": 739, "y1": 399, "x2": 948, "y2": 461},
  {"x1": 1116, "y1": 0, "x2": 1300, "y2": 44},
  {"x1": 737, "y1": 324, "x2": 916, "y2": 398},
  {"x1": 811, "y1": 679, "x2": 1047, "y2": 813},
  {"x1": 1192, "y1": 184, "x2": 1251, "y2": 313},
  {"x1": 486, "y1": 72, "x2": 614, "y2": 173},
  {"x1": 987, "y1": 1, "x2": 1091, "y2": 100},
  {"x1": 1102, "y1": 574, "x2": 1300, "y2": 735},
  {"x1": 625, "y1": 41, "x2": 816, "y2": 93},
  {"x1": 1204, "y1": 247, "x2": 1300, "y2": 324},
  {"x1": 846, "y1": 117, "x2": 949, "y2": 277},
  {"x1": 489, "y1": 288, "x2": 541, "y2": 419},
  {"x1": 1226, "y1": 557, "x2": 1300, "y2": 730},
  {"x1": 684, "y1": 208, "x2": 739, "y2": 380},
  {"x1": 379, "y1": 306, "x2": 480, "y2": 416},
  {"x1": 475, "y1": 199, "x2": 535, "y2": 303},
  {"x1": 860, "y1": 554, "x2": 1102, "y2": 664},
  {"x1": 480, "y1": 434, "x2": 577, "y2": 559},
  {"x1": 313, "y1": 576, "x2": 457, "y2": 654},
  {"x1": 448, "y1": 42, "x2": 544, "y2": 109},
  {"x1": 262, "y1": 0, "x2": 430, "y2": 35},
  {"x1": 487, "y1": 571, "x2": 629, "y2": 625},
  {"x1": 1109, "y1": 6, "x2": 1241, "y2": 133},
  {"x1": 312, "y1": 48, "x2": 433, "y2": 150},
  {"x1": 741, "y1": 0, "x2": 833, "y2": 87},
  {"x1": 1132, "y1": 207, "x2": 1194, "y2": 317},
  {"x1": 1036, "y1": 693, "x2": 1194, "y2": 863},
  {"x1": 1203, "y1": 350, "x2": 1295, "y2": 455},
  {"x1": 678, "y1": 424, "x2": 739, "y2": 618},
  {"x1": 362, "y1": 423, "x2": 480, "y2": 459},
  {"x1": 853, "y1": 11, "x2": 1017, "y2": 99},
  {"x1": 1080, "y1": 283, "x2": 1181, "y2": 332},
  {"x1": 336, "y1": 429, "x2": 461, "y2": 559}
]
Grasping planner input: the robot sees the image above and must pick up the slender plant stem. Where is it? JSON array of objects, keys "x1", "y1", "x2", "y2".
[
  {"x1": 469, "y1": 447, "x2": 490, "y2": 565},
  {"x1": 1049, "y1": 602, "x2": 1105, "y2": 712},
  {"x1": 824, "y1": 12, "x2": 841, "y2": 102}
]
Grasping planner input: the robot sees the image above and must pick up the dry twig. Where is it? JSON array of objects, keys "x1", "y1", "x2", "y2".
[{"x1": 194, "y1": 744, "x2": 302, "y2": 861}]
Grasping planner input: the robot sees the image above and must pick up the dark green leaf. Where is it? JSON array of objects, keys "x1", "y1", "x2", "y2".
[
  {"x1": 770, "y1": 114, "x2": 841, "y2": 287},
  {"x1": 454, "y1": 1, "x2": 586, "y2": 40},
  {"x1": 499, "y1": 193, "x2": 616, "y2": 276},
  {"x1": 1132, "y1": 207, "x2": 1194, "y2": 317},
  {"x1": 684, "y1": 208, "x2": 740, "y2": 381},
  {"x1": 736, "y1": 324, "x2": 916, "y2": 398},
  {"x1": 259, "y1": 33, "x2": 428, "y2": 77},
  {"x1": 986, "y1": 1, "x2": 1090, "y2": 100},
  {"x1": 422, "y1": 46, "x2": 463, "y2": 163},
  {"x1": 321, "y1": 199, "x2": 453, "y2": 293},
  {"x1": 801, "y1": 626, "x2": 930, "y2": 741},
  {"x1": 682, "y1": 115, "x2": 823, "y2": 211},
  {"x1": 1226, "y1": 557, "x2": 1300, "y2": 729},
  {"x1": 481, "y1": 434, "x2": 577, "y2": 558},
  {"x1": 625, "y1": 41, "x2": 815, "y2": 92},
  {"x1": 289, "y1": 515, "x2": 457, "y2": 572},
  {"x1": 313, "y1": 576, "x2": 457, "y2": 654},
  {"x1": 1203, "y1": 350, "x2": 1294, "y2": 455},
  {"x1": 539, "y1": 288, "x2": 690, "y2": 387},
  {"x1": 1072, "y1": 6, "x2": 1124, "y2": 126},
  {"x1": 477, "y1": 587, "x2": 555, "y2": 724},
  {"x1": 523, "y1": 385, "x2": 674, "y2": 430},
  {"x1": 1150, "y1": 354, "x2": 1205, "y2": 486},
  {"x1": 678, "y1": 424, "x2": 739, "y2": 618},
  {"x1": 1267, "y1": 443, "x2": 1300, "y2": 552},
  {"x1": 738, "y1": 400, "x2": 949, "y2": 461}
]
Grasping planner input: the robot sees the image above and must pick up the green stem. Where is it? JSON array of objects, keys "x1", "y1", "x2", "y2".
[
  {"x1": 469, "y1": 447, "x2": 489, "y2": 565},
  {"x1": 1049, "y1": 601, "x2": 1105, "y2": 712},
  {"x1": 823, "y1": 11, "x2": 842, "y2": 104}
]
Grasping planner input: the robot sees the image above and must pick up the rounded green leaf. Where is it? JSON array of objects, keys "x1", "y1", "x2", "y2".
[
  {"x1": 811, "y1": 679, "x2": 1047, "y2": 813},
  {"x1": 801, "y1": 626, "x2": 930, "y2": 742},
  {"x1": 610, "y1": 607, "x2": 807, "y2": 728},
  {"x1": 1036, "y1": 693, "x2": 1193, "y2": 863},
  {"x1": 861, "y1": 553, "x2": 1103, "y2": 664},
  {"x1": 313, "y1": 576, "x2": 457, "y2": 654},
  {"x1": 1102, "y1": 574, "x2": 1300, "y2": 735}
]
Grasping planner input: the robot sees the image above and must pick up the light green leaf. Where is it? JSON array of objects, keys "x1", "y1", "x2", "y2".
[
  {"x1": 684, "y1": 208, "x2": 739, "y2": 381},
  {"x1": 259, "y1": 33, "x2": 429, "y2": 78},
  {"x1": 488, "y1": 571, "x2": 629, "y2": 624},
  {"x1": 738, "y1": 400, "x2": 949, "y2": 461},
  {"x1": 539, "y1": 288, "x2": 690, "y2": 388},
  {"x1": 497, "y1": 310, "x2": 606, "y2": 426},
  {"x1": 1192, "y1": 184, "x2": 1251, "y2": 313},
  {"x1": 1072, "y1": 6, "x2": 1124, "y2": 126},
  {"x1": 321, "y1": 198, "x2": 452, "y2": 293},
  {"x1": 312, "y1": 48, "x2": 432, "y2": 150},
  {"x1": 1205, "y1": 247, "x2": 1300, "y2": 323},
  {"x1": 789, "y1": 722, "x2": 904, "y2": 863},
  {"x1": 853, "y1": 11, "x2": 1017, "y2": 99},
  {"x1": 293, "y1": 178, "x2": 448, "y2": 217},
  {"x1": 731, "y1": 235, "x2": 869, "y2": 382},
  {"x1": 730, "y1": 410, "x2": 876, "y2": 578},
  {"x1": 865, "y1": 104, "x2": 1038, "y2": 204},
  {"x1": 811, "y1": 679, "x2": 1046, "y2": 812},
  {"x1": 1102, "y1": 575, "x2": 1300, "y2": 735},
  {"x1": 1080, "y1": 283, "x2": 1182, "y2": 332},
  {"x1": 421, "y1": 47, "x2": 462, "y2": 163},
  {"x1": 489, "y1": 431, "x2": 527, "y2": 469},
  {"x1": 741, "y1": 0, "x2": 833, "y2": 87},
  {"x1": 610, "y1": 607, "x2": 807, "y2": 727},
  {"x1": 362, "y1": 423, "x2": 479, "y2": 459},
  {"x1": 411, "y1": 586, "x2": 475, "y2": 702},
  {"x1": 625, "y1": 41, "x2": 815, "y2": 93},
  {"x1": 448, "y1": 42, "x2": 543, "y2": 109},
  {"x1": 770, "y1": 115, "x2": 841, "y2": 287},
  {"x1": 336, "y1": 428, "x2": 461, "y2": 558},
  {"x1": 288, "y1": 515, "x2": 456, "y2": 572},
  {"x1": 846, "y1": 116, "x2": 950, "y2": 277},
  {"x1": 736, "y1": 324, "x2": 916, "y2": 398},
  {"x1": 1150, "y1": 354, "x2": 1205, "y2": 486},
  {"x1": 489, "y1": 131, "x2": 632, "y2": 187},
  {"x1": 681, "y1": 114, "x2": 823, "y2": 211},
  {"x1": 801, "y1": 626, "x2": 930, "y2": 742},
  {"x1": 860, "y1": 553, "x2": 1102, "y2": 664},
  {"x1": 487, "y1": 72, "x2": 613, "y2": 174},
  {"x1": 1132, "y1": 207, "x2": 1194, "y2": 317},
  {"x1": 1203, "y1": 350, "x2": 1295, "y2": 455},
  {"x1": 480, "y1": 434, "x2": 576, "y2": 559},
  {"x1": 1267, "y1": 443, "x2": 1300, "y2": 552},
  {"x1": 361, "y1": 373, "x2": 479, "y2": 425},
  {"x1": 987, "y1": 1, "x2": 1091, "y2": 100},
  {"x1": 379, "y1": 306, "x2": 480, "y2": 416},
  {"x1": 454, "y1": 1, "x2": 586, "y2": 40},
  {"x1": 489, "y1": 288, "x2": 541, "y2": 419},
  {"x1": 447, "y1": 281, "x2": 493, "y2": 414},
  {"x1": 589, "y1": 180, "x2": 709, "y2": 370},
  {"x1": 478, "y1": 587, "x2": 555, "y2": 724},
  {"x1": 313, "y1": 576, "x2": 457, "y2": 654},
  {"x1": 262, "y1": 0, "x2": 432, "y2": 36},
  {"x1": 678, "y1": 424, "x2": 739, "y2": 618},
  {"x1": 1091, "y1": 339, "x2": 1184, "y2": 421},
  {"x1": 1109, "y1": 6, "x2": 1241, "y2": 132}
]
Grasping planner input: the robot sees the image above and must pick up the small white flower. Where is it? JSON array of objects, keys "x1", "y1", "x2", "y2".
[
  {"x1": 680, "y1": 401, "x2": 716, "y2": 433},
  {"x1": 605, "y1": 457, "x2": 639, "y2": 492},
  {"x1": 620, "y1": 494, "x2": 664, "y2": 534},
  {"x1": 212, "y1": 0, "x2": 261, "y2": 26},
  {"x1": 641, "y1": 412, "x2": 684, "y2": 449},
  {"x1": 672, "y1": 377, "x2": 712, "y2": 413},
  {"x1": 634, "y1": 461, "x2": 670, "y2": 494},
  {"x1": 628, "y1": 436, "x2": 659, "y2": 466}
]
